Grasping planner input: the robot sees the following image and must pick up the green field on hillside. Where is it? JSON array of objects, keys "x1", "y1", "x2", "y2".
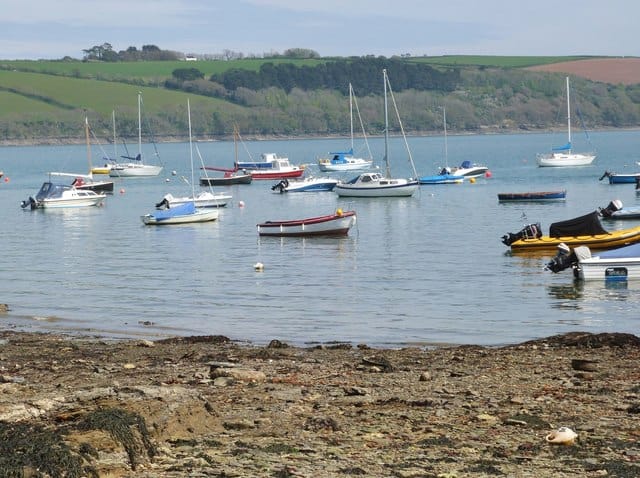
[
  {"x1": 1, "y1": 58, "x2": 326, "y2": 82},
  {"x1": 0, "y1": 70, "x2": 240, "y2": 118}
]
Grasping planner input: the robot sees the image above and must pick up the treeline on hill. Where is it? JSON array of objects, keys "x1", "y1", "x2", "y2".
[
  {"x1": 166, "y1": 57, "x2": 460, "y2": 98},
  {"x1": 2, "y1": 51, "x2": 640, "y2": 141}
]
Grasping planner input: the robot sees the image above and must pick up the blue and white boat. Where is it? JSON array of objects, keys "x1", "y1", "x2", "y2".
[
  {"x1": 418, "y1": 168, "x2": 464, "y2": 185},
  {"x1": 497, "y1": 190, "x2": 566, "y2": 202},
  {"x1": 317, "y1": 84, "x2": 374, "y2": 172},
  {"x1": 599, "y1": 170, "x2": 640, "y2": 184},
  {"x1": 271, "y1": 177, "x2": 338, "y2": 193},
  {"x1": 142, "y1": 201, "x2": 218, "y2": 225},
  {"x1": 142, "y1": 99, "x2": 218, "y2": 225}
]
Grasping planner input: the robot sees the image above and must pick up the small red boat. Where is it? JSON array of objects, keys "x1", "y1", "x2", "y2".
[{"x1": 257, "y1": 210, "x2": 357, "y2": 237}]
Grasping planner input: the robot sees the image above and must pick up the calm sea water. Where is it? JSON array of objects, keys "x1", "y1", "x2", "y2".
[{"x1": 1, "y1": 130, "x2": 639, "y2": 347}]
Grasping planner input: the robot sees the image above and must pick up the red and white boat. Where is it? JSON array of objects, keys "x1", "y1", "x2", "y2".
[
  {"x1": 257, "y1": 210, "x2": 356, "y2": 237},
  {"x1": 246, "y1": 153, "x2": 304, "y2": 180}
]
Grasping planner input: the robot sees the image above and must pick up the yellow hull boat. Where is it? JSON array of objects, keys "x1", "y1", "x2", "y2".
[
  {"x1": 503, "y1": 205, "x2": 640, "y2": 253},
  {"x1": 508, "y1": 226, "x2": 640, "y2": 252}
]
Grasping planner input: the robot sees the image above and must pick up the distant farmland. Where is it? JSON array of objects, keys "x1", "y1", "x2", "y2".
[{"x1": 526, "y1": 57, "x2": 640, "y2": 85}]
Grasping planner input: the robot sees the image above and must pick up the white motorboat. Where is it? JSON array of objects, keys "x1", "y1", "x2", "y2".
[
  {"x1": 271, "y1": 177, "x2": 338, "y2": 193},
  {"x1": 335, "y1": 172, "x2": 418, "y2": 197},
  {"x1": 156, "y1": 191, "x2": 232, "y2": 209},
  {"x1": 21, "y1": 182, "x2": 106, "y2": 209},
  {"x1": 451, "y1": 160, "x2": 489, "y2": 178}
]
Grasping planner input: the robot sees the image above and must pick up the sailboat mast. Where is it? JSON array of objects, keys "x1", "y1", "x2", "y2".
[
  {"x1": 137, "y1": 92, "x2": 142, "y2": 157},
  {"x1": 565, "y1": 76, "x2": 572, "y2": 151},
  {"x1": 443, "y1": 107, "x2": 448, "y2": 167},
  {"x1": 111, "y1": 110, "x2": 117, "y2": 160},
  {"x1": 85, "y1": 116, "x2": 92, "y2": 172},
  {"x1": 349, "y1": 83, "x2": 355, "y2": 152},
  {"x1": 383, "y1": 69, "x2": 391, "y2": 178},
  {"x1": 187, "y1": 99, "x2": 195, "y2": 197}
]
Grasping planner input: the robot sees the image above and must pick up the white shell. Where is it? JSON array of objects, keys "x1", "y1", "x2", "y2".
[{"x1": 545, "y1": 426, "x2": 578, "y2": 445}]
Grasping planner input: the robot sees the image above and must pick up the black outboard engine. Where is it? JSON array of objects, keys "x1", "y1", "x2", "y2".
[
  {"x1": 20, "y1": 197, "x2": 38, "y2": 210},
  {"x1": 271, "y1": 178, "x2": 289, "y2": 193},
  {"x1": 598, "y1": 199, "x2": 623, "y2": 218},
  {"x1": 545, "y1": 243, "x2": 576, "y2": 273},
  {"x1": 155, "y1": 197, "x2": 170, "y2": 209},
  {"x1": 501, "y1": 222, "x2": 542, "y2": 246}
]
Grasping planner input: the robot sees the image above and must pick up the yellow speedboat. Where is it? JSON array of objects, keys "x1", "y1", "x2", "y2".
[{"x1": 502, "y1": 205, "x2": 640, "y2": 253}]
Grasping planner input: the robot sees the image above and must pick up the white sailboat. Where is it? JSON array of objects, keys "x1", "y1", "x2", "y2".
[
  {"x1": 141, "y1": 99, "x2": 218, "y2": 225},
  {"x1": 537, "y1": 76, "x2": 596, "y2": 167},
  {"x1": 318, "y1": 83, "x2": 374, "y2": 172},
  {"x1": 334, "y1": 70, "x2": 419, "y2": 197},
  {"x1": 109, "y1": 93, "x2": 164, "y2": 177}
]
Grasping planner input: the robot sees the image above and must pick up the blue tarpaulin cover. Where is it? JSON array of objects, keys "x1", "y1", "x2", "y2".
[{"x1": 152, "y1": 201, "x2": 196, "y2": 220}]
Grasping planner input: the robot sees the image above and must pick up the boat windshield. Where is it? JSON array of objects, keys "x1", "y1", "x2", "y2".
[{"x1": 35, "y1": 182, "x2": 69, "y2": 200}]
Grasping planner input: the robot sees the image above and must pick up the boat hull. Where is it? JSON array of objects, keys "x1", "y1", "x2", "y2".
[
  {"x1": 498, "y1": 191, "x2": 566, "y2": 202},
  {"x1": 142, "y1": 209, "x2": 219, "y2": 225},
  {"x1": 334, "y1": 174, "x2": 418, "y2": 197},
  {"x1": 418, "y1": 174, "x2": 464, "y2": 185},
  {"x1": 536, "y1": 153, "x2": 596, "y2": 167},
  {"x1": 250, "y1": 169, "x2": 304, "y2": 180},
  {"x1": 200, "y1": 174, "x2": 252, "y2": 186},
  {"x1": 273, "y1": 178, "x2": 338, "y2": 193},
  {"x1": 157, "y1": 192, "x2": 232, "y2": 209},
  {"x1": 317, "y1": 158, "x2": 373, "y2": 172},
  {"x1": 257, "y1": 211, "x2": 356, "y2": 236},
  {"x1": 109, "y1": 164, "x2": 163, "y2": 177},
  {"x1": 605, "y1": 174, "x2": 640, "y2": 184},
  {"x1": 509, "y1": 226, "x2": 640, "y2": 252},
  {"x1": 578, "y1": 258, "x2": 640, "y2": 281}
]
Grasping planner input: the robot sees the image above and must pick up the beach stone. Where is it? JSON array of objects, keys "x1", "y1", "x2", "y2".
[{"x1": 210, "y1": 367, "x2": 266, "y2": 383}]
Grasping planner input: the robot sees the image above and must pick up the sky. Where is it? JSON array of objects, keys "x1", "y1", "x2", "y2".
[{"x1": 1, "y1": 0, "x2": 638, "y2": 60}]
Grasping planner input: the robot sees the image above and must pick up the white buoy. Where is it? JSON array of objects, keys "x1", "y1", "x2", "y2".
[
  {"x1": 238, "y1": 200, "x2": 245, "y2": 208},
  {"x1": 254, "y1": 262, "x2": 264, "y2": 271},
  {"x1": 171, "y1": 170, "x2": 177, "y2": 175}
]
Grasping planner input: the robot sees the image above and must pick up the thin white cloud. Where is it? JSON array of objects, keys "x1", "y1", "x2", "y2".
[{"x1": 0, "y1": 0, "x2": 637, "y2": 59}]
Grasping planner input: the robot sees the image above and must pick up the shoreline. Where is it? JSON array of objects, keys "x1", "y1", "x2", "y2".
[
  {"x1": 0, "y1": 329, "x2": 638, "y2": 476},
  {"x1": 2, "y1": 126, "x2": 639, "y2": 148}
]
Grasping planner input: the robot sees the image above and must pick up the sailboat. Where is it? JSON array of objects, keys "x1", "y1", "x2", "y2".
[
  {"x1": 318, "y1": 83, "x2": 374, "y2": 172},
  {"x1": 334, "y1": 70, "x2": 419, "y2": 197},
  {"x1": 109, "y1": 93, "x2": 164, "y2": 177},
  {"x1": 49, "y1": 117, "x2": 114, "y2": 193},
  {"x1": 418, "y1": 107, "x2": 465, "y2": 185},
  {"x1": 141, "y1": 99, "x2": 219, "y2": 225},
  {"x1": 199, "y1": 125, "x2": 253, "y2": 185},
  {"x1": 537, "y1": 76, "x2": 596, "y2": 167}
]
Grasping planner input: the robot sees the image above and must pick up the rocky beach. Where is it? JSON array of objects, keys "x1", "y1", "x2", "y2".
[{"x1": 0, "y1": 330, "x2": 639, "y2": 477}]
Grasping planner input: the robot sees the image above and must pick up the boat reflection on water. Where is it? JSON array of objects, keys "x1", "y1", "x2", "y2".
[{"x1": 547, "y1": 279, "x2": 637, "y2": 305}]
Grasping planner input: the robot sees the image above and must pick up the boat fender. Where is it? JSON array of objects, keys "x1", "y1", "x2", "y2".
[
  {"x1": 336, "y1": 208, "x2": 343, "y2": 216},
  {"x1": 598, "y1": 199, "x2": 623, "y2": 217}
]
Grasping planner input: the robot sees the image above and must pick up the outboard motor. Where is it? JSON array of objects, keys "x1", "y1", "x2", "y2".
[
  {"x1": 155, "y1": 197, "x2": 170, "y2": 209},
  {"x1": 545, "y1": 243, "x2": 576, "y2": 273},
  {"x1": 501, "y1": 222, "x2": 542, "y2": 246},
  {"x1": 271, "y1": 178, "x2": 289, "y2": 193},
  {"x1": 598, "y1": 199, "x2": 623, "y2": 218},
  {"x1": 20, "y1": 197, "x2": 38, "y2": 210}
]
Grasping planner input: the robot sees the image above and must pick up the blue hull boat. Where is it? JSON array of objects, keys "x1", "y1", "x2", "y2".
[{"x1": 498, "y1": 190, "x2": 566, "y2": 202}]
